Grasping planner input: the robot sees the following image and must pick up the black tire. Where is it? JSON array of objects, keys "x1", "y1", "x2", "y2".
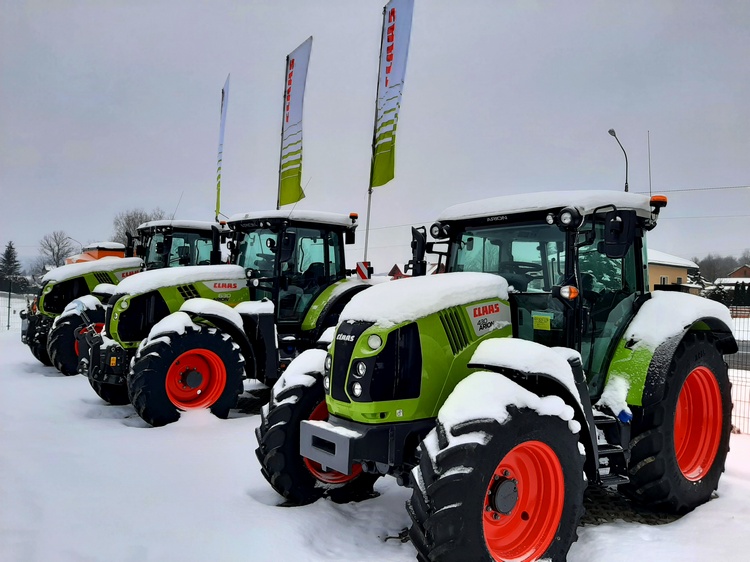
[
  {"x1": 28, "y1": 315, "x2": 52, "y2": 367},
  {"x1": 622, "y1": 332, "x2": 732, "y2": 513},
  {"x1": 255, "y1": 370, "x2": 379, "y2": 505},
  {"x1": 47, "y1": 307, "x2": 105, "y2": 376},
  {"x1": 88, "y1": 378, "x2": 130, "y2": 406},
  {"x1": 128, "y1": 325, "x2": 245, "y2": 427},
  {"x1": 408, "y1": 407, "x2": 585, "y2": 562}
]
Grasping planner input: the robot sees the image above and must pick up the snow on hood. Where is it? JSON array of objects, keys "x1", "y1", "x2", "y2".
[
  {"x1": 470, "y1": 338, "x2": 582, "y2": 410},
  {"x1": 624, "y1": 291, "x2": 735, "y2": 351},
  {"x1": 339, "y1": 272, "x2": 509, "y2": 328},
  {"x1": 42, "y1": 257, "x2": 143, "y2": 284},
  {"x1": 115, "y1": 265, "x2": 246, "y2": 296},
  {"x1": 438, "y1": 190, "x2": 656, "y2": 222}
]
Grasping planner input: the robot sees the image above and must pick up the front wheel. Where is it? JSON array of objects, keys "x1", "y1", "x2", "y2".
[
  {"x1": 623, "y1": 332, "x2": 732, "y2": 513},
  {"x1": 128, "y1": 325, "x2": 245, "y2": 427},
  {"x1": 408, "y1": 407, "x2": 585, "y2": 562},
  {"x1": 47, "y1": 306, "x2": 104, "y2": 376},
  {"x1": 255, "y1": 355, "x2": 379, "y2": 505}
]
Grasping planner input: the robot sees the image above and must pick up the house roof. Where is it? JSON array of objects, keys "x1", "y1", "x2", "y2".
[
  {"x1": 727, "y1": 264, "x2": 750, "y2": 277},
  {"x1": 715, "y1": 277, "x2": 750, "y2": 286},
  {"x1": 647, "y1": 249, "x2": 698, "y2": 269}
]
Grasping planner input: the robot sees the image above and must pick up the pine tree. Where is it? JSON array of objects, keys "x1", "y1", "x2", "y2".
[{"x1": 0, "y1": 241, "x2": 27, "y2": 293}]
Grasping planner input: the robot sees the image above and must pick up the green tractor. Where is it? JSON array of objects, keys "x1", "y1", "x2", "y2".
[
  {"x1": 34, "y1": 220, "x2": 224, "y2": 377},
  {"x1": 255, "y1": 190, "x2": 738, "y2": 561},
  {"x1": 84, "y1": 209, "x2": 370, "y2": 427}
]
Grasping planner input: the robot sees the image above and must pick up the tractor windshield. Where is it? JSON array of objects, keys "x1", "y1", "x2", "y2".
[
  {"x1": 236, "y1": 228, "x2": 278, "y2": 275},
  {"x1": 448, "y1": 223, "x2": 566, "y2": 293},
  {"x1": 142, "y1": 231, "x2": 215, "y2": 270}
]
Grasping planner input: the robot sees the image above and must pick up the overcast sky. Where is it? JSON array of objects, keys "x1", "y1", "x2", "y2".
[{"x1": 1, "y1": 0, "x2": 748, "y2": 272}]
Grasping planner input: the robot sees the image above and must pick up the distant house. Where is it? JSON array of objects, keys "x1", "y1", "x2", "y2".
[
  {"x1": 647, "y1": 249, "x2": 700, "y2": 294},
  {"x1": 726, "y1": 264, "x2": 750, "y2": 279}
]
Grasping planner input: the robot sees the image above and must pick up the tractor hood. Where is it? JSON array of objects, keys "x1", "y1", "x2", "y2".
[
  {"x1": 42, "y1": 257, "x2": 143, "y2": 284},
  {"x1": 114, "y1": 264, "x2": 247, "y2": 297}
]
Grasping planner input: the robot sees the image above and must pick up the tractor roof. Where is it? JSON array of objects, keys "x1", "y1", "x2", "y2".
[
  {"x1": 137, "y1": 219, "x2": 222, "y2": 232},
  {"x1": 81, "y1": 241, "x2": 126, "y2": 251},
  {"x1": 438, "y1": 190, "x2": 658, "y2": 222},
  {"x1": 228, "y1": 210, "x2": 358, "y2": 230}
]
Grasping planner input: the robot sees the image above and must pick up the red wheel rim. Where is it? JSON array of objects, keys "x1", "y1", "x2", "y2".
[
  {"x1": 674, "y1": 366, "x2": 722, "y2": 481},
  {"x1": 74, "y1": 323, "x2": 104, "y2": 357},
  {"x1": 302, "y1": 401, "x2": 363, "y2": 484},
  {"x1": 165, "y1": 349, "x2": 227, "y2": 410},
  {"x1": 483, "y1": 441, "x2": 564, "y2": 562}
]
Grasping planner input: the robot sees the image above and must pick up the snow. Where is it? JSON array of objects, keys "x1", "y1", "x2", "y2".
[
  {"x1": 596, "y1": 376, "x2": 632, "y2": 419},
  {"x1": 470, "y1": 338, "x2": 582, "y2": 411},
  {"x1": 81, "y1": 241, "x2": 126, "y2": 251},
  {"x1": 234, "y1": 299, "x2": 274, "y2": 315},
  {"x1": 2, "y1": 330, "x2": 750, "y2": 561},
  {"x1": 41, "y1": 257, "x2": 143, "y2": 283},
  {"x1": 623, "y1": 291, "x2": 736, "y2": 350},
  {"x1": 180, "y1": 298, "x2": 244, "y2": 332},
  {"x1": 437, "y1": 190, "x2": 657, "y2": 222},
  {"x1": 271, "y1": 348, "x2": 326, "y2": 407},
  {"x1": 339, "y1": 272, "x2": 509, "y2": 328},
  {"x1": 228, "y1": 209, "x2": 358, "y2": 229},
  {"x1": 143, "y1": 311, "x2": 199, "y2": 343},
  {"x1": 115, "y1": 264, "x2": 246, "y2": 295},
  {"x1": 137, "y1": 219, "x2": 222, "y2": 231},
  {"x1": 647, "y1": 249, "x2": 698, "y2": 269}
]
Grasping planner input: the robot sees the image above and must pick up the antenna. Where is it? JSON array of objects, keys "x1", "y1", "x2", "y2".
[
  {"x1": 171, "y1": 191, "x2": 184, "y2": 220},
  {"x1": 285, "y1": 177, "x2": 313, "y2": 219},
  {"x1": 647, "y1": 130, "x2": 652, "y2": 197},
  {"x1": 608, "y1": 128, "x2": 629, "y2": 192}
]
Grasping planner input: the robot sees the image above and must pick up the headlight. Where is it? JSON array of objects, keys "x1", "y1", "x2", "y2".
[
  {"x1": 323, "y1": 375, "x2": 330, "y2": 391},
  {"x1": 352, "y1": 382, "x2": 363, "y2": 397},
  {"x1": 354, "y1": 361, "x2": 367, "y2": 378},
  {"x1": 119, "y1": 299, "x2": 129, "y2": 310},
  {"x1": 324, "y1": 354, "x2": 332, "y2": 372},
  {"x1": 43, "y1": 285, "x2": 53, "y2": 294},
  {"x1": 367, "y1": 334, "x2": 382, "y2": 350}
]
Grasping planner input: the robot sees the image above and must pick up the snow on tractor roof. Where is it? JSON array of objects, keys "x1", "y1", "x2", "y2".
[
  {"x1": 81, "y1": 241, "x2": 125, "y2": 251},
  {"x1": 228, "y1": 209, "x2": 358, "y2": 229},
  {"x1": 115, "y1": 264, "x2": 247, "y2": 296},
  {"x1": 339, "y1": 272, "x2": 509, "y2": 328},
  {"x1": 438, "y1": 190, "x2": 657, "y2": 222},
  {"x1": 42, "y1": 257, "x2": 143, "y2": 284},
  {"x1": 137, "y1": 219, "x2": 221, "y2": 232}
]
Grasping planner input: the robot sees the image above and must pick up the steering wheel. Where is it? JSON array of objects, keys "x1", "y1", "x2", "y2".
[{"x1": 498, "y1": 261, "x2": 543, "y2": 275}]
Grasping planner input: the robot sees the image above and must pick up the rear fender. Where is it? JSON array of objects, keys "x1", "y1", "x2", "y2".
[
  {"x1": 301, "y1": 279, "x2": 371, "y2": 338},
  {"x1": 605, "y1": 292, "x2": 737, "y2": 408}
]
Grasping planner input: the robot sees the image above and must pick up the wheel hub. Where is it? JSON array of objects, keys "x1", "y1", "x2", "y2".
[
  {"x1": 181, "y1": 369, "x2": 204, "y2": 390},
  {"x1": 489, "y1": 476, "x2": 518, "y2": 515}
]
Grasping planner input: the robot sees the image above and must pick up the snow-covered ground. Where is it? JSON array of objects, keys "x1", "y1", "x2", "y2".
[{"x1": 2, "y1": 330, "x2": 750, "y2": 561}]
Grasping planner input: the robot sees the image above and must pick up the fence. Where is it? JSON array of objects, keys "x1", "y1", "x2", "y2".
[
  {"x1": 1, "y1": 293, "x2": 30, "y2": 333},
  {"x1": 729, "y1": 306, "x2": 750, "y2": 433}
]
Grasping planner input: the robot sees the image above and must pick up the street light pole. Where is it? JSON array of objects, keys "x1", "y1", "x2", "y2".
[{"x1": 608, "y1": 128, "x2": 629, "y2": 192}]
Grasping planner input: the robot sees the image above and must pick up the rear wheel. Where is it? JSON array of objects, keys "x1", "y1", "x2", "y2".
[
  {"x1": 128, "y1": 325, "x2": 245, "y2": 427},
  {"x1": 255, "y1": 365, "x2": 378, "y2": 505},
  {"x1": 47, "y1": 307, "x2": 104, "y2": 376},
  {"x1": 623, "y1": 333, "x2": 732, "y2": 513},
  {"x1": 28, "y1": 315, "x2": 52, "y2": 367},
  {"x1": 408, "y1": 407, "x2": 585, "y2": 562}
]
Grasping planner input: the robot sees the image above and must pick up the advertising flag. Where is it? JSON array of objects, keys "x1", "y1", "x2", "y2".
[
  {"x1": 370, "y1": 0, "x2": 414, "y2": 188},
  {"x1": 215, "y1": 74, "x2": 230, "y2": 221},
  {"x1": 279, "y1": 36, "x2": 313, "y2": 207}
]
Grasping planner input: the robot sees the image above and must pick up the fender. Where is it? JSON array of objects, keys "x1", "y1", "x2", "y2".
[
  {"x1": 301, "y1": 278, "x2": 371, "y2": 338},
  {"x1": 605, "y1": 291, "x2": 737, "y2": 407},
  {"x1": 468, "y1": 340, "x2": 600, "y2": 483}
]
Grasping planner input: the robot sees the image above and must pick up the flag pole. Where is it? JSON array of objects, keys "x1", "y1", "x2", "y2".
[
  {"x1": 215, "y1": 74, "x2": 230, "y2": 222},
  {"x1": 364, "y1": 5, "x2": 388, "y2": 262},
  {"x1": 277, "y1": 56, "x2": 290, "y2": 211}
]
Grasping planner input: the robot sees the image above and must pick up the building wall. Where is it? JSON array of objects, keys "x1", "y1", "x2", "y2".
[
  {"x1": 648, "y1": 263, "x2": 692, "y2": 292},
  {"x1": 729, "y1": 265, "x2": 750, "y2": 278}
]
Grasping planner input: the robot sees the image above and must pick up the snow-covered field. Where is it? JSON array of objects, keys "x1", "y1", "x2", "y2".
[{"x1": 2, "y1": 330, "x2": 750, "y2": 562}]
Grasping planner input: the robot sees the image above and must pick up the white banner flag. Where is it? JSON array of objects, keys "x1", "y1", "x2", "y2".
[
  {"x1": 279, "y1": 36, "x2": 313, "y2": 207},
  {"x1": 371, "y1": 0, "x2": 414, "y2": 188}
]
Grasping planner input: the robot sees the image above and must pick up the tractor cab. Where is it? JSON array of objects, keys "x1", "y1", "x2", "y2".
[
  {"x1": 228, "y1": 210, "x2": 358, "y2": 327},
  {"x1": 423, "y1": 190, "x2": 667, "y2": 396},
  {"x1": 135, "y1": 220, "x2": 225, "y2": 270}
]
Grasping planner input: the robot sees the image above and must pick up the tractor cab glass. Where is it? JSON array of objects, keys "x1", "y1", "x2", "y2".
[
  {"x1": 236, "y1": 228, "x2": 278, "y2": 301},
  {"x1": 277, "y1": 227, "x2": 345, "y2": 324},
  {"x1": 142, "y1": 231, "x2": 215, "y2": 269}
]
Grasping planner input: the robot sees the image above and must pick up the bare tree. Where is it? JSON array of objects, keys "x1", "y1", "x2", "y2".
[
  {"x1": 39, "y1": 231, "x2": 75, "y2": 269},
  {"x1": 111, "y1": 208, "x2": 166, "y2": 245}
]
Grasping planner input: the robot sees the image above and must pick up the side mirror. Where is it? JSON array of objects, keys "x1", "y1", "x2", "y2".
[
  {"x1": 345, "y1": 229, "x2": 355, "y2": 245},
  {"x1": 602, "y1": 210, "x2": 637, "y2": 258},
  {"x1": 135, "y1": 244, "x2": 147, "y2": 258},
  {"x1": 405, "y1": 226, "x2": 427, "y2": 276},
  {"x1": 19, "y1": 310, "x2": 27, "y2": 319},
  {"x1": 279, "y1": 232, "x2": 296, "y2": 263}
]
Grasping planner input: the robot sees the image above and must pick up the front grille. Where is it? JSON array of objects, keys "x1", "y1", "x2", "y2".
[
  {"x1": 42, "y1": 278, "x2": 91, "y2": 315},
  {"x1": 94, "y1": 272, "x2": 112, "y2": 285},
  {"x1": 369, "y1": 322, "x2": 422, "y2": 401},
  {"x1": 439, "y1": 307, "x2": 470, "y2": 354},
  {"x1": 177, "y1": 284, "x2": 201, "y2": 300}
]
